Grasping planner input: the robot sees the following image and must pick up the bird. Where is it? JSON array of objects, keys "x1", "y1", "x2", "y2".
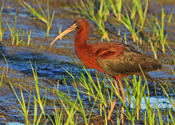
[{"x1": 49, "y1": 18, "x2": 162, "y2": 124}]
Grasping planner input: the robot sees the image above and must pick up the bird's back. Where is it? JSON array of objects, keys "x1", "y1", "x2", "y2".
[{"x1": 88, "y1": 42, "x2": 161, "y2": 77}]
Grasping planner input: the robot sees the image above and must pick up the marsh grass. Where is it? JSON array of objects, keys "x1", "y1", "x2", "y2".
[
  {"x1": 44, "y1": 0, "x2": 55, "y2": 37},
  {"x1": 64, "y1": 64, "x2": 148, "y2": 123},
  {"x1": 10, "y1": 82, "x2": 46, "y2": 125},
  {"x1": 18, "y1": 0, "x2": 55, "y2": 37},
  {"x1": 18, "y1": 0, "x2": 47, "y2": 23},
  {"x1": 5, "y1": 12, "x2": 33, "y2": 46},
  {"x1": 9, "y1": 61, "x2": 175, "y2": 124},
  {"x1": 9, "y1": 63, "x2": 100, "y2": 124},
  {"x1": 160, "y1": 81, "x2": 175, "y2": 109},
  {"x1": 6, "y1": 18, "x2": 15, "y2": 45},
  {"x1": 10, "y1": 82, "x2": 31, "y2": 125},
  {"x1": 30, "y1": 62, "x2": 46, "y2": 116},
  {"x1": 0, "y1": 51, "x2": 8, "y2": 87},
  {"x1": 144, "y1": 83, "x2": 155, "y2": 125},
  {"x1": 59, "y1": 95, "x2": 78, "y2": 124},
  {"x1": 6, "y1": 14, "x2": 25, "y2": 45},
  {"x1": 125, "y1": 75, "x2": 146, "y2": 120},
  {"x1": 0, "y1": 68, "x2": 5, "y2": 87},
  {"x1": 132, "y1": 0, "x2": 148, "y2": 29},
  {"x1": 6, "y1": 13, "x2": 17, "y2": 45},
  {"x1": 119, "y1": 8, "x2": 139, "y2": 43},
  {"x1": 156, "y1": 8, "x2": 167, "y2": 54},
  {"x1": 63, "y1": 66, "x2": 109, "y2": 113},
  {"x1": 1, "y1": 0, "x2": 174, "y2": 124},
  {"x1": 75, "y1": 0, "x2": 110, "y2": 41},
  {"x1": 149, "y1": 39, "x2": 158, "y2": 60},
  {"x1": 9, "y1": 63, "x2": 47, "y2": 125},
  {"x1": 108, "y1": 0, "x2": 148, "y2": 44},
  {"x1": 167, "y1": 9, "x2": 174, "y2": 23},
  {"x1": 0, "y1": 51, "x2": 8, "y2": 76},
  {"x1": 0, "y1": 0, "x2": 5, "y2": 42},
  {"x1": 109, "y1": 0, "x2": 123, "y2": 21},
  {"x1": 48, "y1": 105, "x2": 63, "y2": 125},
  {"x1": 153, "y1": 80, "x2": 175, "y2": 125},
  {"x1": 149, "y1": 8, "x2": 168, "y2": 54},
  {"x1": 26, "y1": 30, "x2": 32, "y2": 45},
  {"x1": 165, "y1": 42, "x2": 175, "y2": 56}
]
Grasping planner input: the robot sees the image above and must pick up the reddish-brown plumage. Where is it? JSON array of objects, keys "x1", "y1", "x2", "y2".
[{"x1": 50, "y1": 18, "x2": 162, "y2": 124}]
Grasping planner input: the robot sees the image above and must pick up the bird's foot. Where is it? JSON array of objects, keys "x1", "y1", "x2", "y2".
[
  {"x1": 121, "y1": 121, "x2": 126, "y2": 125},
  {"x1": 52, "y1": 89, "x2": 56, "y2": 95},
  {"x1": 120, "y1": 116, "x2": 126, "y2": 125},
  {"x1": 107, "y1": 117, "x2": 114, "y2": 124},
  {"x1": 107, "y1": 117, "x2": 126, "y2": 125}
]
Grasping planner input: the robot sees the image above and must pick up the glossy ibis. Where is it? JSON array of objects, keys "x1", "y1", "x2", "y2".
[{"x1": 49, "y1": 18, "x2": 162, "y2": 124}]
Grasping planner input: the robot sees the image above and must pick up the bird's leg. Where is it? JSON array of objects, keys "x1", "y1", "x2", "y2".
[
  {"x1": 113, "y1": 77, "x2": 120, "y2": 94},
  {"x1": 118, "y1": 79, "x2": 125, "y2": 125},
  {"x1": 107, "y1": 78, "x2": 120, "y2": 121}
]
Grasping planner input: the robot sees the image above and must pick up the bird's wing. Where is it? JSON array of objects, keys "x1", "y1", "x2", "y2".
[{"x1": 96, "y1": 44, "x2": 161, "y2": 77}]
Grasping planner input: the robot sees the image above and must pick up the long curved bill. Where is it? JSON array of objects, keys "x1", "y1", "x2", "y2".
[{"x1": 49, "y1": 23, "x2": 77, "y2": 47}]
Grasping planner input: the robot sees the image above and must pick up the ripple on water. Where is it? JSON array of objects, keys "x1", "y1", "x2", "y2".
[
  {"x1": 127, "y1": 96, "x2": 175, "y2": 110},
  {"x1": 7, "y1": 122, "x2": 24, "y2": 125}
]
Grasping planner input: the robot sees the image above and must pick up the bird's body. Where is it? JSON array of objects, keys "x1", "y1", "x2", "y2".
[
  {"x1": 75, "y1": 41, "x2": 160, "y2": 77},
  {"x1": 73, "y1": 19, "x2": 161, "y2": 80},
  {"x1": 50, "y1": 18, "x2": 162, "y2": 124}
]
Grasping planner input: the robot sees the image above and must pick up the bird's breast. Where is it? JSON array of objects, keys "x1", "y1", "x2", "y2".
[{"x1": 75, "y1": 48, "x2": 105, "y2": 73}]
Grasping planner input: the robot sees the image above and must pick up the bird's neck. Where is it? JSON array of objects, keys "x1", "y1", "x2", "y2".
[
  {"x1": 74, "y1": 28, "x2": 89, "y2": 51},
  {"x1": 74, "y1": 27, "x2": 91, "y2": 63}
]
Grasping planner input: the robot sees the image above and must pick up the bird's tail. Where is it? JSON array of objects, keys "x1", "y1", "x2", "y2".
[{"x1": 136, "y1": 72, "x2": 153, "y2": 82}]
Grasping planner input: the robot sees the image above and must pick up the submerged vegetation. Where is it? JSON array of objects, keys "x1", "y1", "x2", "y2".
[{"x1": 0, "y1": 0, "x2": 174, "y2": 124}]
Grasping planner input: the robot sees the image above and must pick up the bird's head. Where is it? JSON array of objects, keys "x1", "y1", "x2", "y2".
[{"x1": 49, "y1": 18, "x2": 88, "y2": 47}]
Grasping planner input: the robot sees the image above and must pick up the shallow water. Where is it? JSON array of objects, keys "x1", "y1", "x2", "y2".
[
  {"x1": 128, "y1": 96, "x2": 174, "y2": 110},
  {"x1": 7, "y1": 122, "x2": 24, "y2": 125}
]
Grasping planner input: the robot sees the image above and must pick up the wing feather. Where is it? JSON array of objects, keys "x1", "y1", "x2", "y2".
[{"x1": 96, "y1": 46, "x2": 161, "y2": 77}]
